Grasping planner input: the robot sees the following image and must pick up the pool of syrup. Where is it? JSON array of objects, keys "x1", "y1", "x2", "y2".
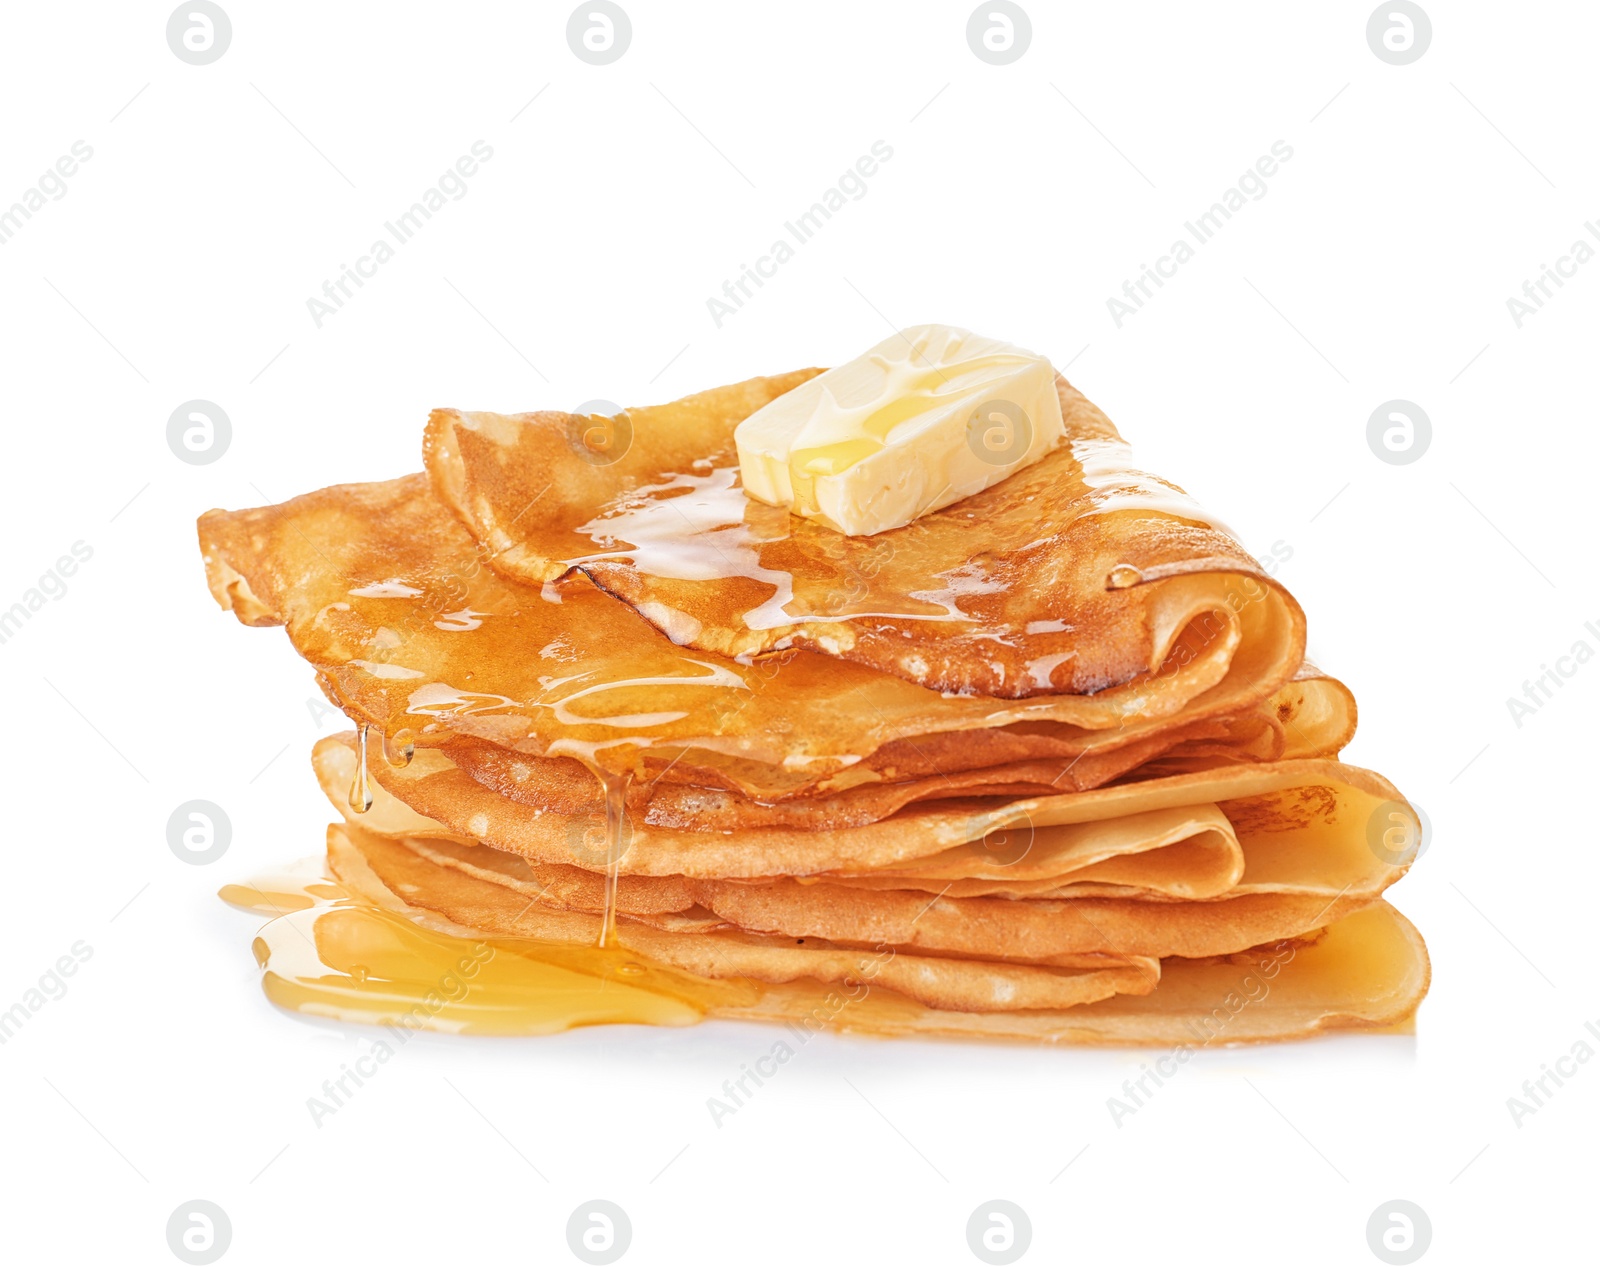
[{"x1": 218, "y1": 858, "x2": 753, "y2": 1035}]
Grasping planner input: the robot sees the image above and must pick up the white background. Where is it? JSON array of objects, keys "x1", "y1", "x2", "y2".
[{"x1": 1, "y1": 2, "x2": 1594, "y2": 1264}]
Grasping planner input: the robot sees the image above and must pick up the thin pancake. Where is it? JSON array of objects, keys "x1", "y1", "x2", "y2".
[
  {"x1": 331, "y1": 823, "x2": 1159, "y2": 1014},
  {"x1": 424, "y1": 374, "x2": 1306, "y2": 699},
  {"x1": 200, "y1": 475, "x2": 1301, "y2": 793},
  {"x1": 331, "y1": 823, "x2": 1429, "y2": 1042},
  {"x1": 440, "y1": 660, "x2": 1356, "y2": 829},
  {"x1": 314, "y1": 735, "x2": 1413, "y2": 909},
  {"x1": 315, "y1": 739, "x2": 1409, "y2": 961}
]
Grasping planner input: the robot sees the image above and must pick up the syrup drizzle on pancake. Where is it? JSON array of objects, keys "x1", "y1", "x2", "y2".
[
  {"x1": 420, "y1": 376, "x2": 1282, "y2": 699},
  {"x1": 360, "y1": 736, "x2": 641, "y2": 947},
  {"x1": 348, "y1": 724, "x2": 373, "y2": 813},
  {"x1": 596, "y1": 768, "x2": 632, "y2": 948},
  {"x1": 561, "y1": 433, "x2": 1234, "y2": 631}
]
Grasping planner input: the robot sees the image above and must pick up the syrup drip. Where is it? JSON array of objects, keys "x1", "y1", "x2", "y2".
[
  {"x1": 348, "y1": 723, "x2": 373, "y2": 813},
  {"x1": 596, "y1": 769, "x2": 632, "y2": 948},
  {"x1": 218, "y1": 861, "x2": 739, "y2": 1035},
  {"x1": 542, "y1": 739, "x2": 642, "y2": 950},
  {"x1": 382, "y1": 725, "x2": 416, "y2": 767},
  {"x1": 354, "y1": 712, "x2": 633, "y2": 946},
  {"x1": 1106, "y1": 563, "x2": 1145, "y2": 590}
]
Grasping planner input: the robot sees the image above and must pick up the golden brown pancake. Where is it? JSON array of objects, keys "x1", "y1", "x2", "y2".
[
  {"x1": 200, "y1": 475, "x2": 1307, "y2": 794},
  {"x1": 313, "y1": 732, "x2": 1411, "y2": 901},
  {"x1": 424, "y1": 373, "x2": 1306, "y2": 699},
  {"x1": 439, "y1": 659, "x2": 1355, "y2": 829},
  {"x1": 310, "y1": 735, "x2": 1414, "y2": 975},
  {"x1": 196, "y1": 356, "x2": 1425, "y2": 1047},
  {"x1": 329, "y1": 823, "x2": 1160, "y2": 1013},
  {"x1": 330, "y1": 822, "x2": 1429, "y2": 1042}
]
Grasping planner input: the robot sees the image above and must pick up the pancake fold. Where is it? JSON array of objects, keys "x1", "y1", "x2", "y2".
[{"x1": 424, "y1": 376, "x2": 1307, "y2": 702}]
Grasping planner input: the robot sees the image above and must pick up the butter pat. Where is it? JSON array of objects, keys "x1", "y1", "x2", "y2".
[{"x1": 736, "y1": 324, "x2": 1065, "y2": 536}]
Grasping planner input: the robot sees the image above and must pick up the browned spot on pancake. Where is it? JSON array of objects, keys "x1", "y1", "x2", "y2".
[{"x1": 1218, "y1": 785, "x2": 1341, "y2": 834}]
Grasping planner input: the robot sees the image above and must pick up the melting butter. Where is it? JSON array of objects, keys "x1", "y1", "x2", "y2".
[{"x1": 735, "y1": 324, "x2": 1065, "y2": 536}]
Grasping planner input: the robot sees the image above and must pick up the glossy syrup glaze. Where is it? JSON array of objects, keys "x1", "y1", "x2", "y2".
[
  {"x1": 205, "y1": 477, "x2": 1274, "y2": 792},
  {"x1": 421, "y1": 375, "x2": 1285, "y2": 701},
  {"x1": 344, "y1": 710, "x2": 637, "y2": 950},
  {"x1": 218, "y1": 859, "x2": 732, "y2": 1034},
  {"x1": 566, "y1": 429, "x2": 1234, "y2": 634},
  {"x1": 203, "y1": 374, "x2": 1299, "y2": 977}
]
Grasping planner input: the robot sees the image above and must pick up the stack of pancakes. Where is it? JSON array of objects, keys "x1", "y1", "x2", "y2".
[{"x1": 199, "y1": 371, "x2": 1428, "y2": 1043}]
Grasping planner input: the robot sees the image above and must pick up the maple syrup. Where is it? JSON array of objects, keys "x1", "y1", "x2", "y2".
[
  {"x1": 218, "y1": 859, "x2": 746, "y2": 1035},
  {"x1": 217, "y1": 858, "x2": 1425, "y2": 1040},
  {"x1": 596, "y1": 769, "x2": 632, "y2": 948},
  {"x1": 347, "y1": 724, "x2": 373, "y2": 813},
  {"x1": 349, "y1": 711, "x2": 640, "y2": 950}
]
